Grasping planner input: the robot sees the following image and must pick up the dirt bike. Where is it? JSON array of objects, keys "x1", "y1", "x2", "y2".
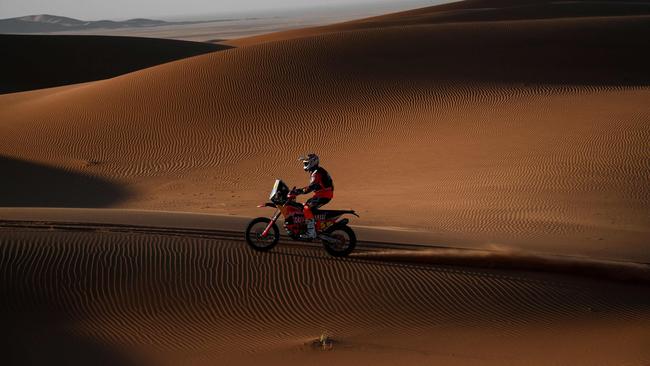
[{"x1": 245, "y1": 179, "x2": 358, "y2": 257}]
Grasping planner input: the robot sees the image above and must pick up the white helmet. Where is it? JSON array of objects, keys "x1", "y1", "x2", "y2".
[{"x1": 299, "y1": 153, "x2": 319, "y2": 171}]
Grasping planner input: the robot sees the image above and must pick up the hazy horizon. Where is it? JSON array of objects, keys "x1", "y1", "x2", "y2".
[{"x1": 0, "y1": 0, "x2": 440, "y2": 21}]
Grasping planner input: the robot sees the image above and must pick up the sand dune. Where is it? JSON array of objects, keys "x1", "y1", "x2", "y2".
[
  {"x1": 225, "y1": 0, "x2": 650, "y2": 46},
  {"x1": 1, "y1": 1, "x2": 648, "y2": 261},
  {"x1": 0, "y1": 34, "x2": 229, "y2": 94},
  {"x1": 1, "y1": 228, "x2": 649, "y2": 365},
  {"x1": 2, "y1": 1, "x2": 650, "y2": 364}
]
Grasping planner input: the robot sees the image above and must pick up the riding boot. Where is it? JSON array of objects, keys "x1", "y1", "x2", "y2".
[{"x1": 301, "y1": 218, "x2": 317, "y2": 239}]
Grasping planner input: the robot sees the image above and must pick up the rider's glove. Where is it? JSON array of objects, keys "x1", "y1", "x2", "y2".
[{"x1": 293, "y1": 188, "x2": 305, "y2": 195}]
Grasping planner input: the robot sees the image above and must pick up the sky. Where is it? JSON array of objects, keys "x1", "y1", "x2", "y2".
[{"x1": 0, "y1": 0, "x2": 437, "y2": 20}]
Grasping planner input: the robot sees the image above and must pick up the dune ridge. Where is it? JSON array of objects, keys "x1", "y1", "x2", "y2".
[
  {"x1": 1, "y1": 207, "x2": 649, "y2": 282},
  {"x1": 225, "y1": 0, "x2": 650, "y2": 46},
  {"x1": 356, "y1": 247, "x2": 650, "y2": 283}
]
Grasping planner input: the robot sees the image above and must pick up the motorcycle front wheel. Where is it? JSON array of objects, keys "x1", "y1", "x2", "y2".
[
  {"x1": 322, "y1": 225, "x2": 356, "y2": 257},
  {"x1": 245, "y1": 217, "x2": 280, "y2": 252}
]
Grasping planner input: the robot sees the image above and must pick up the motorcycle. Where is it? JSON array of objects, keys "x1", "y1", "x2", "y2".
[{"x1": 245, "y1": 179, "x2": 359, "y2": 257}]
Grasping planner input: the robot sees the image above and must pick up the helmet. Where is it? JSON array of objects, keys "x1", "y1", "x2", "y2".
[{"x1": 299, "y1": 153, "x2": 319, "y2": 171}]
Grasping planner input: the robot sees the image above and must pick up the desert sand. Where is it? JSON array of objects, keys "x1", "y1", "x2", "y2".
[
  {"x1": 1, "y1": 0, "x2": 649, "y2": 260},
  {"x1": 1, "y1": 226, "x2": 649, "y2": 365},
  {"x1": 1, "y1": 0, "x2": 650, "y2": 364}
]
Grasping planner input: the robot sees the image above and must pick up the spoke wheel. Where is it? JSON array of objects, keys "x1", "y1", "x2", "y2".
[
  {"x1": 245, "y1": 218, "x2": 280, "y2": 252},
  {"x1": 322, "y1": 225, "x2": 356, "y2": 257}
]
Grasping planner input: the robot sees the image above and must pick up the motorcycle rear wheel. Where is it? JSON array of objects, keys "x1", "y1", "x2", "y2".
[
  {"x1": 322, "y1": 225, "x2": 356, "y2": 257},
  {"x1": 245, "y1": 217, "x2": 280, "y2": 252}
]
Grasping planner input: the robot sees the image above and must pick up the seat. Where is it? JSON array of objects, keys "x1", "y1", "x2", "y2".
[{"x1": 315, "y1": 209, "x2": 357, "y2": 219}]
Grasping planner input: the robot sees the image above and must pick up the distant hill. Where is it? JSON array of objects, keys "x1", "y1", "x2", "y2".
[{"x1": 0, "y1": 14, "x2": 196, "y2": 33}]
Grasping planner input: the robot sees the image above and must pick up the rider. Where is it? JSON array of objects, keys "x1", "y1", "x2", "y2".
[{"x1": 294, "y1": 153, "x2": 334, "y2": 239}]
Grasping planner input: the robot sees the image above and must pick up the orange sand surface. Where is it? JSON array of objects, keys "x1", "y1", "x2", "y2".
[
  {"x1": 2, "y1": 1, "x2": 650, "y2": 364},
  {"x1": 2, "y1": 1, "x2": 649, "y2": 260},
  {"x1": 1, "y1": 227, "x2": 649, "y2": 365}
]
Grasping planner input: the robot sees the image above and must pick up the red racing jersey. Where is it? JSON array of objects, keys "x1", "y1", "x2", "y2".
[{"x1": 304, "y1": 167, "x2": 334, "y2": 199}]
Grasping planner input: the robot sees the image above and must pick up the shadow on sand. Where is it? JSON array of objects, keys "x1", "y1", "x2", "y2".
[
  {"x1": 326, "y1": 15, "x2": 650, "y2": 87},
  {"x1": 1, "y1": 34, "x2": 233, "y2": 94},
  {"x1": 0, "y1": 315, "x2": 141, "y2": 366},
  {"x1": 0, "y1": 155, "x2": 130, "y2": 207}
]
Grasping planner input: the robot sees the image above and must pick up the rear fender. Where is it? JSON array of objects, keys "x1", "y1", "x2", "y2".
[
  {"x1": 326, "y1": 218, "x2": 350, "y2": 232},
  {"x1": 318, "y1": 211, "x2": 359, "y2": 221}
]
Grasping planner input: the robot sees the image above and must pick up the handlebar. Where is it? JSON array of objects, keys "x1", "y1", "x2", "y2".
[{"x1": 288, "y1": 186, "x2": 299, "y2": 200}]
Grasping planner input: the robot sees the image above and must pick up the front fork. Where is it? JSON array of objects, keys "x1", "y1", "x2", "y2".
[{"x1": 261, "y1": 210, "x2": 281, "y2": 238}]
